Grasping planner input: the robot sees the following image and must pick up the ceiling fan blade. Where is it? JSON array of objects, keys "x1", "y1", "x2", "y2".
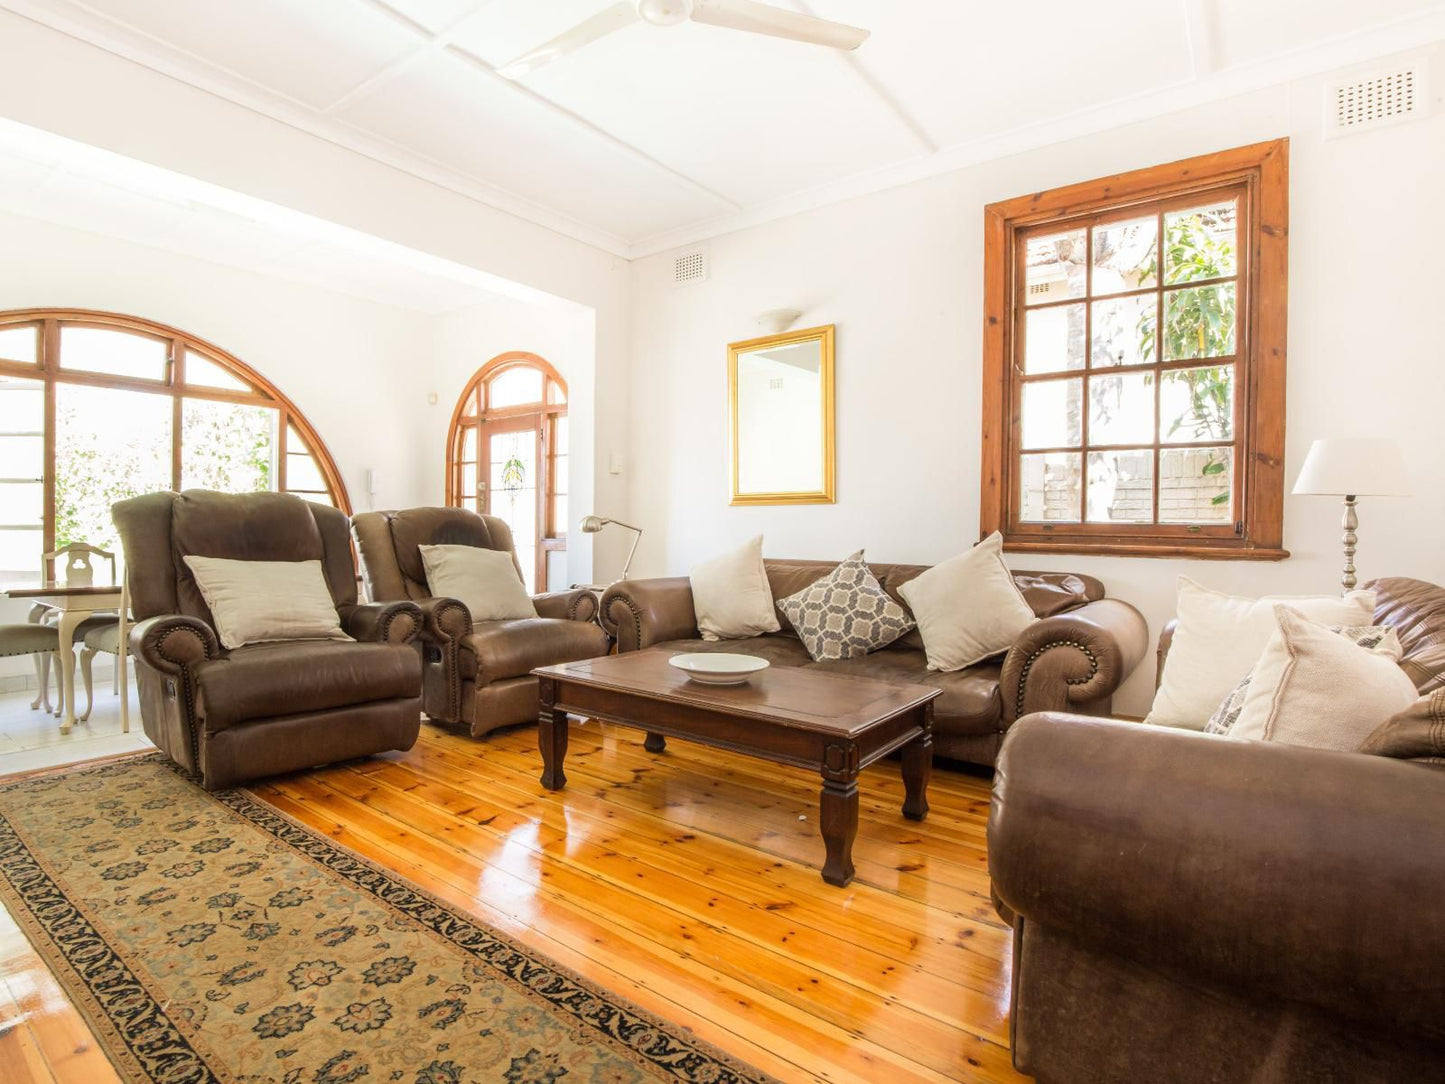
[
  {"x1": 496, "y1": 1, "x2": 639, "y2": 80},
  {"x1": 689, "y1": 0, "x2": 869, "y2": 50}
]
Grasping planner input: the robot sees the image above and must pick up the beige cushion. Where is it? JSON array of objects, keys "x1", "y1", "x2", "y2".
[
  {"x1": 1230, "y1": 606, "x2": 1418, "y2": 751},
  {"x1": 1146, "y1": 577, "x2": 1377, "y2": 730},
  {"x1": 897, "y1": 532, "x2": 1035, "y2": 672},
  {"x1": 419, "y1": 545, "x2": 536, "y2": 623},
  {"x1": 690, "y1": 535, "x2": 781, "y2": 642},
  {"x1": 182, "y1": 556, "x2": 349, "y2": 651}
]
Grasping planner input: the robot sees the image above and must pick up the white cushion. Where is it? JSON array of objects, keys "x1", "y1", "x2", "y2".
[
  {"x1": 1146, "y1": 577, "x2": 1376, "y2": 730},
  {"x1": 419, "y1": 545, "x2": 536, "y2": 623},
  {"x1": 183, "y1": 556, "x2": 349, "y2": 651},
  {"x1": 1230, "y1": 606, "x2": 1418, "y2": 750},
  {"x1": 690, "y1": 535, "x2": 781, "y2": 642},
  {"x1": 896, "y1": 532, "x2": 1036, "y2": 672}
]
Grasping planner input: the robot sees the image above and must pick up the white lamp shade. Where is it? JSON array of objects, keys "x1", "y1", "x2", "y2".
[{"x1": 1292, "y1": 439, "x2": 1410, "y2": 497}]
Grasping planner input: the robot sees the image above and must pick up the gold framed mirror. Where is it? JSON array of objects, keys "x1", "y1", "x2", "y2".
[{"x1": 728, "y1": 324, "x2": 835, "y2": 505}]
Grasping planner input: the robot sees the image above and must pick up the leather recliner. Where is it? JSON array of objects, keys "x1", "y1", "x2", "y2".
[
  {"x1": 114, "y1": 490, "x2": 424, "y2": 791},
  {"x1": 352, "y1": 507, "x2": 610, "y2": 737}
]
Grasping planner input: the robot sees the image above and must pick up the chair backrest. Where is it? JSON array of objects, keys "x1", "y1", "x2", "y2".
[
  {"x1": 353, "y1": 507, "x2": 523, "y2": 602},
  {"x1": 43, "y1": 542, "x2": 116, "y2": 587},
  {"x1": 111, "y1": 490, "x2": 358, "y2": 625}
]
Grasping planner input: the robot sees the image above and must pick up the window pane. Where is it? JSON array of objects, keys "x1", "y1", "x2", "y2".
[
  {"x1": 60, "y1": 326, "x2": 168, "y2": 380},
  {"x1": 1019, "y1": 452, "x2": 1080, "y2": 523},
  {"x1": 1088, "y1": 372, "x2": 1154, "y2": 446},
  {"x1": 553, "y1": 454, "x2": 568, "y2": 494},
  {"x1": 461, "y1": 426, "x2": 477, "y2": 461},
  {"x1": 0, "y1": 375, "x2": 43, "y2": 432},
  {"x1": 553, "y1": 416, "x2": 568, "y2": 456},
  {"x1": 1021, "y1": 379, "x2": 1081, "y2": 449},
  {"x1": 1091, "y1": 294, "x2": 1155, "y2": 368},
  {"x1": 0, "y1": 435, "x2": 42, "y2": 478},
  {"x1": 548, "y1": 381, "x2": 567, "y2": 404},
  {"x1": 1024, "y1": 304, "x2": 1085, "y2": 374},
  {"x1": 1024, "y1": 229, "x2": 1086, "y2": 304},
  {"x1": 181, "y1": 399, "x2": 279, "y2": 492},
  {"x1": 0, "y1": 528, "x2": 43, "y2": 575},
  {"x1": 461, "y1": 462, "x2": 477, "y2": 500},
  {"x1": 1161, "y1": 365, "x2": 1234, "y2": 444},
  {"x1": 0, "y1": 482, "x2": 42, "y2": 525},
  {"x1": 553, "y1": 494, "x2": 567, "y2": 536},
  {"x1": 185, "y1": 350, "x2": 251, "y2": 392},
  {"x1": 546, "y1": 548, "x2": 567, "y2": 590},
  {"x1": 1163, "y1": 284, "x2": 1236, "y2": 360},
  {"x1": 488, "y1": 366, "x2": 543, "y2": 409},
  {"x1": 1159, "y1": 446, "x2": 1232, "y2": 523},
  {"x1": 1091, "y1": 216, "x2": 1156, "y2": 294},
  {"x1": 286, "y1": 453, "x2": 326, "y2": 493},
  {"x1": 55, "y1": 384, "x2": 172, "y2": 551},
  {"x1": 1087, "y1": 450, "x2": 1153, "y2": 524},
  {"x1": 488, "y1": 428, "x2": 537, "y2": 593},
  {"x1": 0, "y1": 325, "x2": 37, "y2": 365},
  {"x1": 1164, "y1": 200, "x2": 1237, "y2": 285}
]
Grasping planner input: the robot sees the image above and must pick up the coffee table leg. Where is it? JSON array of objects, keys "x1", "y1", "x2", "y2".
[
  {"x1": 643, "y1": 731, "x2": 666, "y2": 753},
  {"x1": 820, "y1": 742, "x2": 860, "y2": 887},
  {"x1": 901, "y1": 705, "x2": 933, "y2": 822},
  {"x1": 538, "y1": 686, "x2": 569, "y2": 791}
]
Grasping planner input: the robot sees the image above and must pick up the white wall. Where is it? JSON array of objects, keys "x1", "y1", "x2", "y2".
[{"x1": 627, "y1": 46, "x2": 1445, "y2": 714}]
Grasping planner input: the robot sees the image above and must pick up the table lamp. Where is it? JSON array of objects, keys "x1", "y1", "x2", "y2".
[
  {"x1": 1292, "y1": 438, "x2": 1409, "y2": 593},
  {"x1": 580, "y1": 514, "x2": 642, "y2": 582}
]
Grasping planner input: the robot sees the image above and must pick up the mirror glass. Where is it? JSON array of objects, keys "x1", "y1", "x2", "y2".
[{"x1": 729, "y1": 325, "x2": 834, "y2": 504}]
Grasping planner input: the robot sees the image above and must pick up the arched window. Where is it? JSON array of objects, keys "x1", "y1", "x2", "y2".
[
  {"x1": 0, "y1": 309, "x2": 349, "y2": 578},
  {"x1": 446, "y1": 353, "x2": 568, "y2": 593}
]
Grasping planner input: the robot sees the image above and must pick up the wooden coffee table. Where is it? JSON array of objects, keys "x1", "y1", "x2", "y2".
[{"x1": 533, "y1": 649, "x2": 940, "y2": 887}]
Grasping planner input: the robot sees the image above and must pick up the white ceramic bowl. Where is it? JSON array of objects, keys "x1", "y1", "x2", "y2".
[{"x1": 668, "y1": 652, "x2": 770, "y2": 685}]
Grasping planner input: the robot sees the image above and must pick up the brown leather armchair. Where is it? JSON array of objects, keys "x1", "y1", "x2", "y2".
[
  {"x1": 352, "y1": 507, "x2": 610, "y2": 737},
  {"x1": 988, "y1": 576, "x2": 1445, "y2": 1083},
  {"x1": 114, "y1": 490, "x2": 424, "y2": 791}
]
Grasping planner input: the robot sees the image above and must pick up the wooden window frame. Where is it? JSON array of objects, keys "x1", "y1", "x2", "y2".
[
  {"x1": 444, "y1": 352, "x2": 568, "y2": 591},
  {"x1": 0, "y1": 308, "x2": 350, "y2": 576},
  {"x1": 981, "y1": 140, "x2": 1289, "y2": 560}
]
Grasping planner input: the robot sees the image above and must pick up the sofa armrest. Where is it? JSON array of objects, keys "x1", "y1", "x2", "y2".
[
  {"x1": 599, "y1": 577, "x2": 699, "y2": 652},
  {"x1": 340, "y1": 601, "x2": 422, "y2": 645},
  {"x1": 416, "y1": 596, "x2": 472, "y2": 642},
  {"x1": 989, "y1": 714, "x2": 1445, "y2": 1040},
  {"x1": 129, "y1": 614, "x2": 221, "y2": 675},
  {"x1": 999, "y1": 598, "x2": 1148, "y2": 722},
  {"x1": 1156, "y1": 617, "x2": 1179, "y2": 688},
  {"x1": 533, "y1": 588, "x2": 599, "y2": 624}
]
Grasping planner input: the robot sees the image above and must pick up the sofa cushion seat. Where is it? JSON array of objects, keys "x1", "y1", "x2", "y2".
[
  {"x1": 808, "y1": 647, "x2": 1003, "y2": 733},
  {"x1": 195, "y1": 640, "x2": 419, "y2": 730},
  {"x1": 650, "y1": 634, "x2": 817, "y2": 670},
  {"x1": 461, "y1": 618, "x2": 610, "y2": 682}
]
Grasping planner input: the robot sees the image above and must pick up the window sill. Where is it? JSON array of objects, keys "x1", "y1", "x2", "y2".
[{"x1": 1001, "y1": 538, "x2": 1290, "y2": 561}]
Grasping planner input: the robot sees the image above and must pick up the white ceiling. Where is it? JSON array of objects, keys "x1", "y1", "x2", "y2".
[{"x1": 4, "y1": 0, "x2": 1445, "y2": 258}]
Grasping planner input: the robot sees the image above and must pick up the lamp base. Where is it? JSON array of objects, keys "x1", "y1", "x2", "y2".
[{"x1": 1340, "y1": 495, "x2": 1358, "y2": 594}]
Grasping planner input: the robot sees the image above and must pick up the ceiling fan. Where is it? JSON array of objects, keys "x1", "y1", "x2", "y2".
[{"x1": 497, "y1": 0, "x2": 871, "y2": 80}]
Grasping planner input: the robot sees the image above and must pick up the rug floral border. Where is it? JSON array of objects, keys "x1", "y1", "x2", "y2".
[{"x1": 0, "y1": 753, "x2": 778, "y2": 1084}]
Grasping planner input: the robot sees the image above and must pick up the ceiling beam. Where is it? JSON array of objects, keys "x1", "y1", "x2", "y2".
[
  {"x1": 1182, "y1": 0, "x2": 1218, "y2": 79},
  {"x1": 794, "y1": 0, "x2": 937, "y2": 155}
]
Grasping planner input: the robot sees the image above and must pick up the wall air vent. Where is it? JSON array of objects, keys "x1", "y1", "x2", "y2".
[
  {"x1": 1325, "y1": 60, "x2": 1430, "y2": 138},
  {"x1": 672, "y1": 249, "x2": 709, "y2": 287}
]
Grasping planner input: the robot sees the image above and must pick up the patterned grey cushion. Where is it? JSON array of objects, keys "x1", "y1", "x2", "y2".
[
  {"x1": 778, "y1": 550, "x2": 915, "y2": 662},
  {"x1": 1205, "y1": 624, "x2": 1399, "y2": 735}
]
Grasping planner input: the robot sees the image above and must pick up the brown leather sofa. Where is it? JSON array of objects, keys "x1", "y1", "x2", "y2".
[
  {"x1": 599, "y1": 560, "x2": 1148, "y2": 766},
  {"x1": 114, "y1": 491, "x2": 424, "y2": 791},
  {"x1": 352, "y1": 507, "x2": 611, "y2": 737},
  {"x1": 988, "y1": 576, "x2": 1445, "y2": 1083}
]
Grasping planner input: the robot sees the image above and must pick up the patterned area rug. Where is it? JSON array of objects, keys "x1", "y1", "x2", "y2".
[{"x1": 0, "y1": 754, "x2": 773, "y2": 1084}]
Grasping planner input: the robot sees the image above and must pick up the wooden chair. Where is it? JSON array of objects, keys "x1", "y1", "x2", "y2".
[
  {"x1": 38, "y1": 543, "x2": 121, "y2": 721},
  {"x1": 0, "y1": 604, "x2": 66, "y2": 717},
  {"x1": 43, "y1": 542, "x2": 116, "y2": 588}
]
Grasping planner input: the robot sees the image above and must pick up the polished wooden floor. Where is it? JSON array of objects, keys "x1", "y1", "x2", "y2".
[{"x1": 0, "y1": 718, "x2": 1024, "y2": 1084}]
